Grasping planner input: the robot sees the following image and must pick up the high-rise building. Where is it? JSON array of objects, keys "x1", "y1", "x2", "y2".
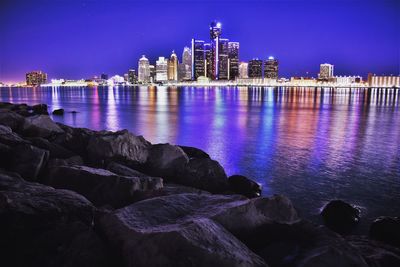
[
  {"x1": 264, "y1": 56, "x2": 278, "y2": 80},
  {"x1": 167, "y1": 51, "x2": 178, "y2": 81},
  {"x1": 228, "y1": 42, "x2": 239, "y2": 80},
  {"x1": 26, "y1": 71, "x2": 47, "y2": 86},
  {"x1": 248, "y1": 59, "x2": 263, "y2": 78},
  {"x1": 182, "y1": 47, "x2": 192, "y2": 81},
  {"x1": 100, "y1": 73, "x2": 108, "y2": 80},
  {"x1": 319, "y1": 63, "x2": 334, "y2": 80},
  {"x1": 156, "y1": 57, "x2": 168, "y2": 82},
  {"x1": 138, "y1": 55, "x2": 150, "y2": 83},
  {"x1": 218, "y1": 38, "x2": 229, "y2": 80},
  {"x1": 204, "y1": 43, "x2": 212, "y2": 78},
  {"x1": 191, "y1": 39, "x2": 205, "y2": 79},
  {"x1": 128, "y1": 69, "x2": 137, "y2": 84},
  {"x1": 239, "y1": 62, "x2": 248, "y2": 78},
  {"x1": 209, "y1": 21, "x2": 222, "y2": 80},
  {"x1": 149, "y1": 65, "x2": 156, "y2": 83}
]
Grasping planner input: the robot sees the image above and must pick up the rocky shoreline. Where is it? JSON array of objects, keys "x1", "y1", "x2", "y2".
[{"x1": 0, "y1": 102, "x2": 399, "y2": 267}]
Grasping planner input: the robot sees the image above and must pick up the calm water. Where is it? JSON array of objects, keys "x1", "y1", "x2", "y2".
[{"x1": 1, "y1": 86, "x2": 400, "y2": 231}]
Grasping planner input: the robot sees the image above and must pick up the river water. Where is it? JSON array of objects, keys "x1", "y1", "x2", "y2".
[{"x1": 1, "y1": 86, "x2": 399, "y2": 231}]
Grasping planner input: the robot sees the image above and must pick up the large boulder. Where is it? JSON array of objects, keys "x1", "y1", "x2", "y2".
[
  {"x1": 99, "y1": 193, "x2": 280, "y2": 267},
  {"x1": 45, "y1": 165, "x2": 163, "y2": 208},
  {"x1": 228, "y1": 175, "x2": 262, "y2": 198},
  {"x1": 52, "y1": 124, "x2": 95, "y2": 158},
  {"x1": 32, "y1": 103, "x2": 49, "y2": 115},
  {"x1": 0, "y1": 124, "x2": 29, "y2": 146},
  {"x1": 22, "y1": 115, "x2": 64, "y2": 138},
  {"x1": 9, "y1": 143, "x2": 49, "y2": 181},
  {"x1": 0, "y1": 170, "x2": 116, "y2": 267},
  {"x1": 87, "y1": 130, "x2": 150, "y2": 167},
  {"x1": 106, "y1": 161, "x2": 151, "y2": 178},
  {"x1": 27, "y1": 137, "x2": 76, "y2": 159},
  {"x1": 370, "y1": 216, "x2": 400, "y2": 247},
  {"x1": 52, "y1": 108, "x2": 64, "y2": 115},
  {"x1": 179, "y1": 158, "x2": 229, "y2": 193},
  {"x1": 145, "y1": 143, "x2": 189, "y2": 179},
  {"x1": 0, "y1": 110, "x2": 26, "y2": 132},
  {"x1": 320, "y1": 200, "x2": 360, "y2": 234},
  {"x1": 178, "y1": 145, "x2": 210, "y2": 159}
]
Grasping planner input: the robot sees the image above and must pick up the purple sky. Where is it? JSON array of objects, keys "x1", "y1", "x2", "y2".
[{"x1": 0, "y1": 0, "x2": 399, "y2": 83}]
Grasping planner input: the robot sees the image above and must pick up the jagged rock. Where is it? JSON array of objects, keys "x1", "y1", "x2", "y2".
[
  {"x1": 27, "y1": 136, "x2": 76, "y2": 159},
  {"x1": 370, "y1": 217, "x2": 400, "y2": 247},
  {"x1": 0, "y1": 102, "x2": 14, "y2": 110},
  {"x1": 0, "y1": 110, "x2": 26, "y2": 132},
  {"x1": 228, "y1": 175, "x2": 262, "y2": 198},
  {"x1": 321, "y1": 200, "x2": 360, "y2": 234},
  {"x1": 0, "y1": 124, "x2": 29, "y2": 146},
  {"x1": 99, "y1": 193, "x2": 275, "y2": 267},
  {"x1": 87, "y1": 130, "x2": 150, "y2": 167},
  {"x1": 179, "y1": 158, "x2": 229, "y2": 193},
  {"x1": 161, "y1": 183, "x2": 210, "y2": 196},
  {"x1": 45, "y1": 165, "x2": 163, "y2": 208},
  {"x1": 0, "y1": 170, "x2": 116, "y2": 267},
  {"x1": 347, "y1": 235, "x2": 400, "y2": 267},
  {"x1": 52, "y1": 108, "x2": 64, "y2": 115},
  {"x1": 179, "y1": 145, "x2": 210, "y2": 159},
  {"x1": 9, "y1": 143, "x2": 49, "y2": 181},
  {"x1": 32, "y1": 103, "x2": 49, "y2": 115},
  {"x1": 106, "y1": 161, "x2": 150, "y2": 178},
  {"x1": 0, "y1": 143, "x2": 11, "y2": 169},
  {"x1": 47, "y1": 156, "x2": 84, "y2": 168},
  {"x1": 145, "y1": 143, "x2": 189, "y2": 179},
  {"x1": 22, "y1": 115, "x2": 64, "y2": 138},
  {"x1": 53, "y1": 124, "x2": 95, "y2": 158}
]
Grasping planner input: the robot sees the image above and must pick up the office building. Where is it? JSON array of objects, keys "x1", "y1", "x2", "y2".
[
  {"x1": 26, "y1": 71, "x2": 47, "y2": 86},
  {"x1": 319, "y1": 63, "x2": 334, "y2": 80},
  {"x1": 228, "y1": 42, "x2": 239, "y2": 80},
  {"x1": 368, "y1": 73, "x2": 400, "y2": 87},
  {"x1": 128, "y1": 69, "x2": 137, "y2": 84},
  {"x1": 168, "y1": 51, "x2": 178, "y2": 81},
  {"x1": 239, "y1": 62, "x2": 248, "y2": 78},
  {"x1": 191, "y1": 39, "x2": 205, "y2": 79},
  {"x1": 156, "y1": 57, "x2": 168, "y2": 82},
  {"x1": 204, "y1": 43, "x2": 212, "y2": 78},
  {"x1": 100, "y1": 73, "x2": 108, "y2": 80},
  {"x1": 264, "y1": 56, "x2": 278, "y2": 80},
  {"x1": 248, "y1": 59, "x2": 263, "y2": 78},
  {"x1": 182, "y1": 47, "x2": 192, "y2": 80},
  {"x1": 138, "y1": 55, "x2": 150, "y2": 83}
]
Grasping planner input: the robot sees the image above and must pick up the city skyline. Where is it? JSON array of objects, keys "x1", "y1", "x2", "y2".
[{"x1": 1, "y1": 0, "x2": 399, "y2": 83}]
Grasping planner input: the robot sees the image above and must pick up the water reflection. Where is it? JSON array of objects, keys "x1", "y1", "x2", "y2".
[{"x1": 1, "y1": 86, "x2": 399, "y2": 231}]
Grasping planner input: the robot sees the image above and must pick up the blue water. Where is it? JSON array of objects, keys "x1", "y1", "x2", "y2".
[{"x1": 1, "y1": 86, "x2": 400, "y2": 231}]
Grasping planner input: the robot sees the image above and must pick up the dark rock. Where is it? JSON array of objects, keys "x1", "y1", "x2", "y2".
[
  {"x1": 0, "y1": 170, "x2": 116, "y2": 267},
  {"x1": 27, "y1": 136, "x2": 76, "y2": 159},
  {"x1": 9, "y1": 143, "x2": 49, "y2": 181},
  {"x1": 0, "y1": 102, "x2": 14, "y2": 110},
  {"x1": 0, "y1": 142, "x2": 11, "y2": 169},
  {"x1": 87, "y1": 130, "x2": 150, "y2": 167},
  {"x1": 32, "y1": 103, "x2": 49, "y2": 115},
  {"x1": 52, "y1": 124, "x2": 95, "y2": 158},
  {"x1": 45, "y1": 165, "x2": 163, "y2": 208},
  {"x1": 178, "y1": 145, "x2": 210, "y2": 159},
  {"x1": 228, "y1": 174, "x2": 262, "y2": 198},
  {"x1": 0, "y1": 110, "x2": 26, "y2": 132},
  {"x1": 145, "y1": 143, "x2": 189, "y2": 179},
  {"x1": 161, "y1": 183, "x2": 210, "y2": 196},
  {"x1": 0, "y1": 124, "x2": 29, "y2": 146},
  {"x1": 99, "y1": 193, "x2": 288, "y2": 267},
  {"x1": 179, "y1": 158, "x2": 229, "y2": 193},
  {"x1": 47, "y1": 156, "x2": 84, "y2": 167},
  {"x1": 22, "y1": 115, "x2": 64, "y2": 138},
  {"x1": 106, "y1": 161, "x2": 151, "y2": 178},
  {"x1": 347, "y1": 235, "x2": 400, "y2": 267},
  {"x1": 321, "y1": 200, "x2": 360, "y2": 234},
  {"x1": 52, "y1": 108, "x2": 65, "y2": 115},
  {"x1": 370, "y1": 216, "x2": 400, "y2": 247}
]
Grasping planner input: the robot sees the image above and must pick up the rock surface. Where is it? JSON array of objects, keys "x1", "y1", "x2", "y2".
[
  {"x1": 228, "y1": 174, "x2": 262, "y2": 198},
  {"x1": 321, "y1": 200, "x2": 360, "y2": 234},
  {"x1": 370, "y1": 216, "x2": 400, "y2": 247},
  {"x1": 179, "y1": 145, "x2": 210, "y2": 159},
  {"x1": 52, "y1": 108, "x2": 65, "y2": 115},
  {"x1": 22, "y1": 115, "x2": 64, "y2": 138}
]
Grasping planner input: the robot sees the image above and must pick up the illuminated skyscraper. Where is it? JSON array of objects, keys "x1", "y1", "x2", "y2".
[
  {"x1": 204, "y1": 43, "x2": 212, "y2": 78},
  {"x1": 128, "y1": 69, "x2": 137, "y2": 84},
  {"x1": 218, "y1": 38, "x2": 229, "y2": 80},
  {"x1": 26, "y1": 71, "x2": 47, "y2": 86},
  {"x1": 149, "y1": 65, "x2": 156, "y2": 83},
  {"x1": 239, "y1": 62, "x2": 248, "y2": 78},
  {"x1": 319, "y1": 63, "x2": 334, "y2": 80},
  {"x1": 182, "y1": 47, "x2": 192, "y2": 80},
  {"x1": 167, "y1": 51, "x2": 178, "y2": 81},
  {"x1": 228, "y1": 42, "x2": 239, "y2": 80},
  {"x1": 156, "y1": 57, "x2": 168, "y2": 82},
  {"x1": 264, "y1": 56, "x2": 278, "y2": 80},
  {"x1": 191, "y1": 39, "x2": 205, "y2": 79},
  {"x1": 138, "y1": 55, "x2": 150, "y2": 83},
  {"x1": 248, "y1": 59, "x2": 263, "y2": 78},
  {"x1": 209, "y1": 21, "x2": 222, "y2": 80}
]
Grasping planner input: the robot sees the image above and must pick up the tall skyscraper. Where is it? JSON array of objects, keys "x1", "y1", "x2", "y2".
[
  {"x1": 167, "y1": 51, "x2": 178, "y2": 81},
  {"x1": 319, "y1": 63, "x2": 334, "y2": 80},
  {"x1": 182, "y1": 47, "x2": 192, "y2": 81},
  {"x1": 191, "y1": 39, "x2": 205, "y2": 80},
  {"x1": 128, "y1": 69, "x2": 137, "y2": 84},
  {"x1": 228, "y1": 42, "x2": 239, "y2": 80},
  {"x1": 204, "y1": 43, "x2": 212, "y2": 78},
  {"x1": 239, "y1": 62, "x2": 248, "y2": 78},
  {"x1": 138, "y1": 55, "x2": 150, "y2": 83},
  {"x1": 26, "y1": 71, "x2": 47, "y2": 86},
  {"x1": 155, "y1": 57, "x2": 168, "y2": 82},
  {"x1": 218, "y1": 38, "x2": 229, "y2": 80},
  {"x1": 149, "y1": 65, "x2": 156, "y2": 83},
  {"x1": 264, "y1": 56, "x2": 279, "y2": 80},
  {"x1": 248, "y1": 59, "x2": 263, "y2": 78},
  {"x1": 209, "y1": 21, "x2": 222, "y2": 80}
]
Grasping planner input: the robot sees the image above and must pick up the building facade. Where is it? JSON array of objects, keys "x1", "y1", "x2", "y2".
[
  {"x1": 156, "y1": 57, "x2": 168, "y2": 82},
  {"x1": 264, "y1": 56, "x2": 278, "y2": 80},
  {"x1": 128, "y1": 69, "x2": 137, "y2": 84},
  {"x1": 182, "y1": 47, "x2": 192, "y2": 81},
  {"x1": 167, "y1": 51, "x2": 178, "y2": 81},
  {"x1": 228, "y1": 42, "x2": 239, "y2": 80},
  {"x1": 248, "y1": 59, "x2": 263, "y2": 78},
  {"x1": 191, "y1": 39, "x2": 205, "y2": 80},
  {"x1": 26, "y1": 71, "x2": 47, "y2": 86},
  {"x1": 138, "y1": 55, "x2": 150, "y2": 83},
  {"x1": 319, "y1": 63, "x2": 334, "y2": 80},
  {"x1": 368, "y1": 74, "x2": 400, "y2": 87},
  {"x1": 239, "y1": 62, "x2": 248, "y2": 79}
]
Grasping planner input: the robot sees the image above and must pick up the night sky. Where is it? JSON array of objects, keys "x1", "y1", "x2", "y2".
[{"x1": 1, "y1": 0, "x2": 399, "y2": 83}]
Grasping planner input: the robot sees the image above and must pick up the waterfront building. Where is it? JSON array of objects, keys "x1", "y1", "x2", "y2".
[
  {"x1": 110, "y1": 75, "x2": 125, "y2": 85},
  {"x1": 335, "y1": 75, "x2": 363, "y2": 85},
  {"x1": 204, "y1": 43, "x2": 212, "y2": 78},
  {"x1": 167, "y1": 51, "x2": 178, "y2": 81},
  {"x1": 128, "y1": 69, "x2": 137, "y2": 84},
  {"x1": 264, "y1": 56, "x2": 278, "y2": 80},
  {"x1": 26, "y1": 71, "x2": 47, "y2": 86},
  {"x1": 368, "y1": 73, "x2": 400, "y2": 87},
  {"x1": 191, "y1": 39, "x2": 205, "y2": 80},
  {"x1": 209, "y1": 21, "x2": 222, "y2": 80},
  {"x1": 100, "y1": 73, "x2": 108, "y2": 80},
  {"x1": 182, "y1": 47, "x2": 192, "y2": 80},
  {"x1": 228, "y1": 42, "x2": 239, "y2": 80},
  {"x1": 239, "y1": 62, "x2": 248, "y2": 79},
  {"x1": 138, "y1": 55, "x2": 150, "y2": 83},
  {"x1": 156, "y1": 57, "x2": 168, "y2": 82},
  {"x1": 149, "y1": 65, "x2": 156, "y2": 83},
  {"x1": 218, "y1": 38, "x2": 229, "y2": 80},
  {"x1": 319, "y1": 63, "x2": 334, "y2": 80},
  {"x1": 248, "y1": 59, "x2": 263, "y2": 78}
]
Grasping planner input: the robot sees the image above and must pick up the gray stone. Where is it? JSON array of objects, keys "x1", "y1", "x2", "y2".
[{"x1": 22, "y1": 115, "x2": 64, "y2": 138}]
